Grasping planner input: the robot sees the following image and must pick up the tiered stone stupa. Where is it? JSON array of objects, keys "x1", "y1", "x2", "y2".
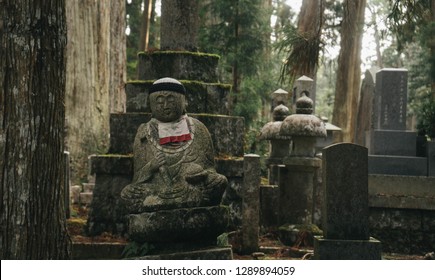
[{"x1": 86, "y1": 1, "x2": 245, "y2": 259}]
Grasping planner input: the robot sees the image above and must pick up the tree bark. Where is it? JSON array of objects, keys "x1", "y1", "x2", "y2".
[
  {"x1": 332, "y1": 0, "x2": 367, "y2": 143},
  {"x1": 0, "y1": 0, "x2": 71, "y2": 259},
  {"x1": 65, "y1": 0, "x2": 126, "y2": 183},
  {"x1": 160, "y1": 0, "x2": 199, "y2": 50}
]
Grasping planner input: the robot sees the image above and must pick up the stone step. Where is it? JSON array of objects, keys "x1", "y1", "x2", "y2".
[
  {"x1": 126, "y1": 80, "x2": 231, "y2": 115},
  {"x1": 137, "y1": 51, "x2": 220, "y2": 82},
  {"x1": 70, "y1": 185, "x2": 82, "y2": 204},
  {"x1": 82, "y1": 183, "x2": 95, "y2": 193},
  {"x1": 79, "y1": 192, "x2": 93, "y2": 205},
  {"x1": 108, "y1": 113, "x2": 245, "y2": 157}
]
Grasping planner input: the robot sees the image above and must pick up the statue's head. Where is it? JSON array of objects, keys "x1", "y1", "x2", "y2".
[{"x1": 149, "y1": 77, "x2": 187, "y2": 122}]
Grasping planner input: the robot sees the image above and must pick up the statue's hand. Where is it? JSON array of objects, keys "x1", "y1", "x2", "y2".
[
  {"x1": 150, "y1": 153, "x2": 166, "y2": 172},
  {"x1": 185, "y1": 170, "x2": 208, "y2": 184}
]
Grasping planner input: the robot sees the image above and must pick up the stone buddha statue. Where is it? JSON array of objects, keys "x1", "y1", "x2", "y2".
[{"x1": 121, "y1": 77, "x2": 228, "y2": 215}]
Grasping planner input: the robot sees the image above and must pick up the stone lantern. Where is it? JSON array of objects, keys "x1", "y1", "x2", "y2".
[
  {"x1": 277, "y1": 93, "x2": 326, "y2": 246},
  {"x1": 259, "y1": 104, "x2": 292, "y2": 184},
  {"x1": 281, "y1": 92, "x2": 326, "y2": 157}
]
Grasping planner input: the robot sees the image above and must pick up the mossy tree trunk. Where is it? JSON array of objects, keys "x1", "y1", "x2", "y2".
[{"x1": 0, "y1": 0, "x2": 71, "y2": 259}]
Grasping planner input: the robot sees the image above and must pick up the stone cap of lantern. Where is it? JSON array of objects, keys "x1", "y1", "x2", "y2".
[
  {"x1": 270, "y1": 88, "x2": 289, "y2": 106},
  {"x1": 259, "y1": 104, "x2": 291, "y2": 140},
  {"x1": 296, "y1": 75, "x2": 314, "y2": 82},
  {"x1": 280, "y1": 93, "x2": 326, "y2": 137},
  {"x1": 320, "y1": 117, "x2": 342, "y2": 131}
]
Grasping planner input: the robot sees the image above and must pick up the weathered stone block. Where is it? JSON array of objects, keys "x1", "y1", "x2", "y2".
[
  {"x1": 127, "y1": 205, "x2": 229, "y2": 243},
  {"x1": 368, "y1": 155, "x2": 428, "y2": 176},
  {"x1": 428, "y1": 141, "x2": 435, "y2": 177},
  {"x1": 314, "y1": 236, "x2": 382, "y2": 260},
  {"x1": 366, "y1": 130, "x2": 417, "y2": 156},
  {"x1": 260, "y1": 185, "x2": 279, "y2": 228}
]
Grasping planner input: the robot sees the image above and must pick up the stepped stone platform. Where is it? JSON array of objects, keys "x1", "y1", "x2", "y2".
[{"x1": 86, "y1": 45, "x2": 245, "y2": 261}]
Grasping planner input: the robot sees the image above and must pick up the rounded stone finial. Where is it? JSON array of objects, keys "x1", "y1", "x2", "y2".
[
  {"x1": 273, "y1": 104, "x2": 290, "y2": 121},
  {"x1": 295, "y1": 92, "x2": 313, "y2": 114}
]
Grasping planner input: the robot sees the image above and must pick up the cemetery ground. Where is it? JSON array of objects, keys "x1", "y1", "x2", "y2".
[{"x1": 67, "y1": 204, "x2": 428, "y2": 260}]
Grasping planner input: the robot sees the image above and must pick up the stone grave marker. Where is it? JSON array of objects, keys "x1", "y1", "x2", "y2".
[{"x1": 314, "y1": 143, "x2": 381, "y2": 259}]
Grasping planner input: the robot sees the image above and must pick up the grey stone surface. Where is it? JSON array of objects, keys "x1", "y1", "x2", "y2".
[
  {"x1": 355, "y1": 69, "x2": 375, "y2": 145},
  {"x1": 368, "y1": 155, "x2": 428, "y2": 176},
  {"x1": 366, "y1": 129, "x2": 417, "y2": 156},
  {"x1": 428, "y1": 141, "x2": 435, "y2": 176},
  {"x1": 126, "y1": 81, "x2": 230, "y2": 115},
  {"x1": 86, "y1": 173, "x2": 131, "y2": 236},
  {"x1": 314, "y1": 237, "x2": 382, "y2": 260},
  {"x1": 90, "y1": 154, "x2": 134, "y2": 175},
  {"x1": 241, "y1": 154, "x2": 261, "y2": 254},
  {"x1": 270, "y1": 88, "x2": 290, "y2": 112},
  {"x1": 322, "y1": 143, "x2": 369, "y2": 240},
  {"x1": 64, "y1": 151, "x2": 71, "y2": 218},
  {"x1": 109, "y1": 113, "x2": 245, "y2": 156},
  {"x1": 138, "y1": 52, "x2": 219, "y2": 82},
  {"x1": 293, "y1": 75, "x2": 315, "y2": 112},
  {"x1": 260, "y1": 185, "x2": 279, "y2": 228},
  {"x1": 279, "y1": 159, "x2": 321, "y2": 225},
  {"x1": 127, "y1": 206, "x2": 229, "y2": 243},
  {"x1": 373, "y1": 68, "x2": 408, "y2": 130}
]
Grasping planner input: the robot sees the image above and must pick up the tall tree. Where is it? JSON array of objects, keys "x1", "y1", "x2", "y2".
[
  {"x1": 332, "y1": 0, "x2": 367, "y2": 142},
  {"x1": 199, "y1": 0, "x2": 269, "y2": 95},
  {"x1": 1, "y1": 0, "x2": 71, "y2": 259},
  {"x1": 65, "y1": 0, "x2": 126, "y2": 183}
]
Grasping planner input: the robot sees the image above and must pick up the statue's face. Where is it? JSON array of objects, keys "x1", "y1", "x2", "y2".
[{"x1": 150, "y1": 91, "x2": 186, "y2": 122}]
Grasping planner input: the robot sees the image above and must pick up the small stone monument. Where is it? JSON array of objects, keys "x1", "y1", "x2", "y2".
[
  {"x1": 120, "y1": 78, "x2": 230, "y2": 259},
  {"x1": 314, "y1": 143, "x2": 381, "y2": 260},
  {"x1": 366, "y1": 68, "x2": 427, "y2": 175},
  {"x1": 278, "y1": 93, "x2": 326, "y2": 245},
  {"x1": 259, "y1": 104, "x2": 291, "y2": 184}
]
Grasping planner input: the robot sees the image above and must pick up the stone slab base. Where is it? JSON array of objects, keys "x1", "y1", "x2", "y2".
[
  {"x1": 314, "y1": 236, "x2": 382, "y2": 260},
  {"x1": 132, "y1": 246, "x2": 233, "y2": 260},
  {"x1": 128, "y1": 205, "x2": 229, "y2": 243},
  {"x1": 368, "y1": 155, "x2": 427, "y2": 176},
  {"x1": 366, "y1": 130, "x2": 417, "y2": 156}
]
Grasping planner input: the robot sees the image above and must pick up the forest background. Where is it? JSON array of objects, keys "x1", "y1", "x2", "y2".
[{"x1": 1, "y1": 0, "x2": 434, "y2": 259}]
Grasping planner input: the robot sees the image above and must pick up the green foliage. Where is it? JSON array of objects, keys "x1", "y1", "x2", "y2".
[
  {"x1": 387, "y1": 0, "x2": 431, "y2": 51},
  {"x1": 122, "y1": 241, "x2": 155, "y2": 258},
  {"x1": 416, "y1": 97, "x2": 435, "y2": 139},
  {"x1": 275, "y1": 25, "x2": 323, "y2": 85},
  {"x1": 198, "y1": 0, "x2": 272, "y2": 86}
]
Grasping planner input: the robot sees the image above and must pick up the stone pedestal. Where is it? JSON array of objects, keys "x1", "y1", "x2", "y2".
[
  {"x1": 241, "y1": 154, "x2": 260, "y2": 254},
  {"x1": 314, "y1": 237, "x2": 382, "y2": 260},
  {"x1": 279, "y1": 157, "x2": 321, "y2": 225},
  {"x1": 127, "y1": 206, "x2": 229, "y2": 243},
  {"x1": 133, "y1": 247, "x2": 233, "y2": 260}
]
